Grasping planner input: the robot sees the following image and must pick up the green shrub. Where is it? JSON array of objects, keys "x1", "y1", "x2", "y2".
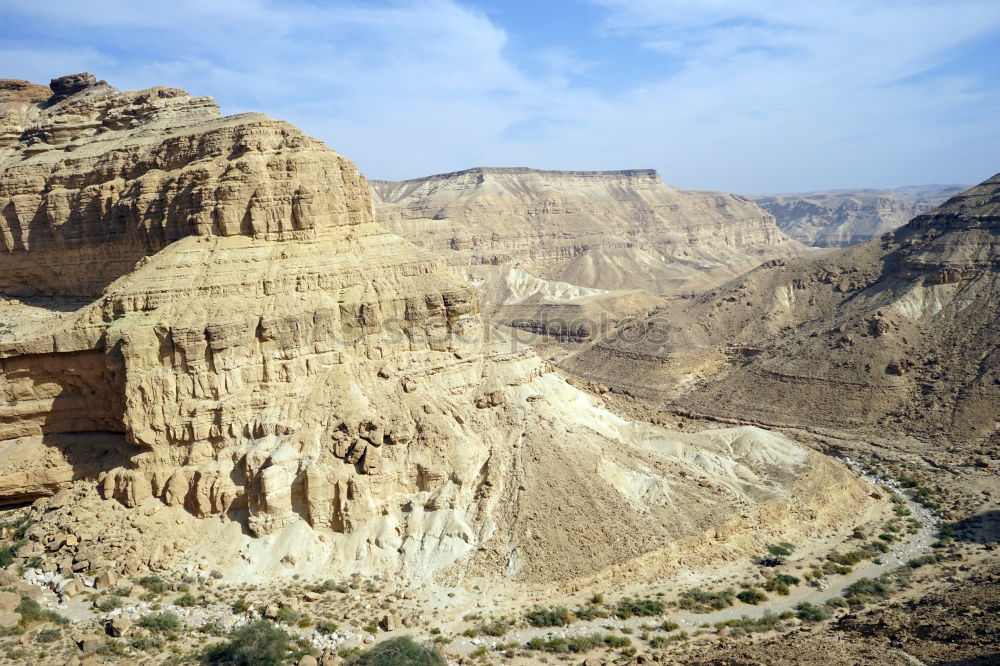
[
  {"x1": 232, "y1": 598, "x2": 251, "y2": 614},
  {"x1": 660, "y1": 620, "x2": 679, "y2": 631},
  {"x1": 761, "y1": 542, "x2": 795, "y2": 565},
  {"x1": 203, "y1": 620, "x2": 291, "y2": 666},
  {"x1": 822, "y1": 561, "x2": 852, "y2": 575},
  {"x1": 845, "y1": 578, "x2": 889, "y2": 598},
  {"x1": 827, "y1": 550, "x2": 865, "y2": 566},
  {"x1": 316, "y1": 619, "x2": 339, "y2": 635},
  {"x1": 0, "y1": 541, "x2": 23, "y2": 569},
  {"x1": 907, "y1": 554, "x2": 943, "y2": 568},
  {"x1": 573, "y1": 604, "x2": 608, "y2": 620},
  {"x1": 274, "y1": 607, "x2": 301, "y2": 625},
  {"x1": 130, "y1": 632, "x2": 164, "y2": 651},
  {"x1": 175, "y1": 593, "x2": 197, "y2": 607},
  {"x1": 868, "y1": 540, "x2": 890, "y2": 553},
  {"x1": 17, "y1": 598, "x2": 67, "y2": 627},
  {"x1": 677, "y1": 587, "x2": 735, "y2": 612},
  {"x1": 526, "y1": 633, "x2": 631, "y2": 654},
  {"x1": 736, "y1": 588, "x2": 767, "y2": 605},
  {"x1": 614, "y1": 597, "x2": 664, "y2": 619},
  {"x1": 359, "y1": 636, "x2": 446, "y2": 666},
  {"x1": 528, "y1": 636, "x2": 567, "y2": 652},
  {"x1": 795, "y1": 603, "x2": 830, "y2": 623},
  {"x1": 35, "y1": 628, "x2": 60, "y2": 643},
  {"x1": 138, "y1": 575, "x2": 167, "y2": 594},
  {"x1": 565, "y1": 635, "x2": 601, "y2": 652},
  {"x1": 477, "y1": 620, "x2": 510, "y2": 637},
  {"x1": 95, "y1": 595, "x2": 123, "y2": 613},
  {"x1": 524, "y1": 606, "x2": 571, "y2": 627},
  {"x1": 137, "y1": 611, "x2": 181, "y2": 632},
  {"x1": 198, "y1": 622, "x2": 227, "y2": 636}
]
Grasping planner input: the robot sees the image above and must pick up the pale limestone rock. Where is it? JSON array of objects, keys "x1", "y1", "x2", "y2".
[
  {"x1": 372, "y1": 167, "x2": 809, "y2": 345},
  {"x1": 95, "y1": 570, "x2": 118, "y2": 589},
  {"x1": 0, "y1": 76, "x2": 876, "y2": 590},
  {"x1": 0, "y1": 591, "x2": 18, "y2": 613}
]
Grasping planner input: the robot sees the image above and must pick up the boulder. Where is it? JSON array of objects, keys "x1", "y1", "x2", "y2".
[
  {"x1": 105, "y1": 616, "x2": 131, "y2": 637},
  {"x1": 58, "y1": 578, "x2": 84, "y2": 599},
  {"x1": 76, "y1": 634, "x2": 105, "y2": 652},
  {"x1": 49, "y1": 73, "x2": 98, "y2": 98},
  {"x1": 378, "y1": 613, "x2": 400, "y2": 632},
  {"x1": 95, "y1": 570, "x2": 119, "y2": 590},
  {"x1": 0, "y1": 591, "x2": 19, "y2": 613}
]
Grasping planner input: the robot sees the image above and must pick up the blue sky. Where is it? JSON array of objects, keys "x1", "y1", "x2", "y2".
[{"x1": 1, "y1": 0, "x2": 998, "y2": 192}]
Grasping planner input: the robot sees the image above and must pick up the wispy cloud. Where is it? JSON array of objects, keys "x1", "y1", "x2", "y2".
[{"x1": 1, "y1": 0, "x2": 997, "y2": 191}]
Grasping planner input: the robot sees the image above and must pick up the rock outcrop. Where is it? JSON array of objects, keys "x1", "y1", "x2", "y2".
[
  {"x1": 373, "y1": 168, "x2": 808, "y2": 348},
  {"x1": 752, "y1": 185, "x2": 966, "y2": 247},
  {"x1": 0, "y1": 76, "x2": 874, "y2": 585},
  {"x1": 569, "y1": 175, "x2": 1000, "y2": 445},
  {"x1": 0, "y1": 79, "x2": 52, "y2": 105}
]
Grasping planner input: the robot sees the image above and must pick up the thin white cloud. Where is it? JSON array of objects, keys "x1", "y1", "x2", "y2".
[{"x1": 1, "y1": 0, "x2": 997, "y2": 191}]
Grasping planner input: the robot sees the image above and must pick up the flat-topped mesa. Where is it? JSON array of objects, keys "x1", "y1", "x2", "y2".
[
  {"x1": 0, "y1": 77, "x2": 370, "y2": 297},
  {"x1": 373, "y1": 164, "x2": 803, "y2": 299},
  {"x1": 372, "y1": 166, "x2": 660, "y2": 198}
]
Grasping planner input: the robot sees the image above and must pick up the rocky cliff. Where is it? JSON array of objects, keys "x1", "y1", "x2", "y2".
[
  {"x1": 0, "y1": 76, "x2": 873, "y2": 586},
  {"x1": 753, "y1": 185, "x2": 966, "y2": 247},
  {"x1": 373, "y1": 168, "x2": 807, "y2": 349},
  {"x1": 569, "y1": 175, "x2": 1000, "y2": 447}
]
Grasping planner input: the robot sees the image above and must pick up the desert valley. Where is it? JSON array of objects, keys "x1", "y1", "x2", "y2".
[{"x1": 0, "y1": 70, "x2": 995, "y2": 666}]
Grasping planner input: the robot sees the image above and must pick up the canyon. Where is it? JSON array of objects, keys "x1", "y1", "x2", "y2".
[
  {"x1": 0, "y1": 74, "x2": 994, "y2": 666},
  {"x1": 373, "y1": 168, "x2": 807, "y2": 350},
  {"x1": 0, "y1": 76, "x2": 871, "y2": 591},
  {"x1": 752, "y1": 185, "x2": 966, "y2": 248}
]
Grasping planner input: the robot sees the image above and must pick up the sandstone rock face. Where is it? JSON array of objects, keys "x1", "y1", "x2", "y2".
[
  {"x1": 570, "y1": 176, "x2": 1000, "y2": 445},
  {"x1": 752, "y1": 185, "x2": 966, "y2": 248},
  {"x1": 48, "y1": 73, "x2": 100, "y2": 101},
  {"x1": 373, "y1": 168, "x2": 808, "y2": 348},
  {"x1": 0, "y1": 79, "x2": 52, "y2": 105},
  {"x1": 0, "y1": 77, "x2": 874, "y2": 586}
]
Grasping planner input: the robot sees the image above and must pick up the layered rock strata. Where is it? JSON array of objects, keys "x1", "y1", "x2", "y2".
[
  {"x1": 0, "y1": 77, "x2": 875, "y2": 585},
  {"x1": 373, "y1": 168, "x2": 808, "y2": 347},
  {"x1": 753, "y1": 185, "x2": 966, "y2": 248},
  {"x1": 569, "y1": 175, "x2": 1000, "y2": 445}
]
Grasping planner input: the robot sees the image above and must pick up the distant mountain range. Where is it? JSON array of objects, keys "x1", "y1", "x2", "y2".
[{"x1": 751, "y1": 184, "x2": 968, "y2": 247}]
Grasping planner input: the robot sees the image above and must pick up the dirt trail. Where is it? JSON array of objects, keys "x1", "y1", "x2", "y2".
[{"x1": 453, "y1": 477, "x2": 939, "y2": 654}]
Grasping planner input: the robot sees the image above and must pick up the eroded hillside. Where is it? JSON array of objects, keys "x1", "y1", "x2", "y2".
[
  {"x1": 753, "y1": 185, "x2": 966, "y2": 247},
  {"x1": 373, "y1": 168, "x2": 808, "y2": 351},
  {"x1": 0, "y1": 75, "x2": 874, "y2": 594}
]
